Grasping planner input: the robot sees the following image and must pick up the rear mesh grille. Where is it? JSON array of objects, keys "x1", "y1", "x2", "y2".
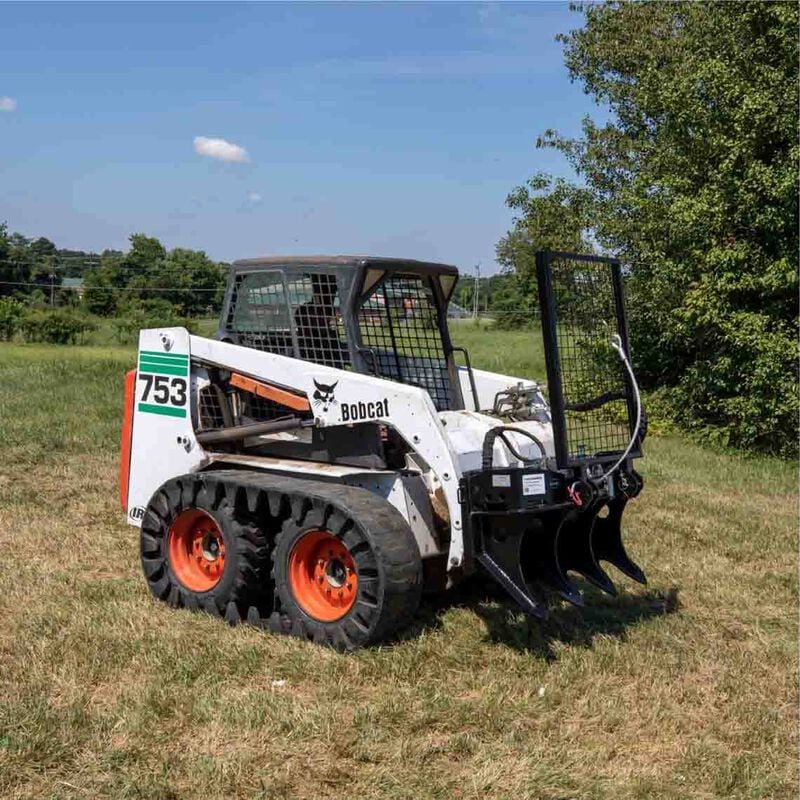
[{"x1": 542, "y1": 253, "x2": 636, "y2": 463}]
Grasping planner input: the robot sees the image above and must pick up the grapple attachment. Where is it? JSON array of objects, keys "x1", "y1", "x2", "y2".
[
  {"x1": 468, "y1": 468, "x2": 645, "y2": 616},
  {"x1": 465, "y1": 251, "x2": 647, "y2": 616}
]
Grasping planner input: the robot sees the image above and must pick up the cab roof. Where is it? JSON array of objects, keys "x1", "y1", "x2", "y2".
[{"x1": 230, "y1": 255, "x2": 459, "y2": 277}]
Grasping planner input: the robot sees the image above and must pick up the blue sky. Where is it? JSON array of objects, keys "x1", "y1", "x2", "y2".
[{"x1": 0, "y1": 2, "x2": 600, "y2": 273}]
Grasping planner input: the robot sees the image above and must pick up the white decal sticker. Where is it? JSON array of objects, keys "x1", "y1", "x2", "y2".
[
  {"x1": 522, "y1": 473, "x2": 546, "y2": 496},
  {"x1": 492, "y1": 474, "x2": 511, "y2": 488}
]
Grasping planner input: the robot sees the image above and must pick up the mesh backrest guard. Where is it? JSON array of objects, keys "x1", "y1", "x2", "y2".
[{"x1": 537, "y1": 251, "x2": 639, "y2": 468}]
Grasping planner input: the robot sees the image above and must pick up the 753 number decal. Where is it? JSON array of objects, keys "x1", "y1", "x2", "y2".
[{"x1": 139, "y1": 374, "x2": 187, "y2": 406}]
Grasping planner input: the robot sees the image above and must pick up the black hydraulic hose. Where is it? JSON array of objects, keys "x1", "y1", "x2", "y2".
[
  {"x1": 481, "y1": 426, "x2": 547, "y2": 470},
  {"x1": 196, "y1": 417, "x2": 313, "y2": 447}
]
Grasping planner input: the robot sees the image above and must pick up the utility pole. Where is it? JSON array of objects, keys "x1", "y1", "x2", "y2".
[
  {"x1": 472, "y1": 262, "x2": 480, "y2": 320},
  {"x1": 49, "y1": 273, "x2": 56, "y2": 307}
]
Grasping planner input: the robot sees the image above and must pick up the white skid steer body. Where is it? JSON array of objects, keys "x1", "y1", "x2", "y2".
[{"x1": 124, "y1": 326, "x2": 554, "y2": 571}]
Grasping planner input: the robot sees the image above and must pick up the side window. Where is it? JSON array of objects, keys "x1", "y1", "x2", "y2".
[
  {"x1": 288, "y1": 273, "x2": 349, "y2": 369},
  {"x1": 231, "y1": 272, "x2": 289, "y2": 332},
  {"x1": 357, "y1": 273, "x2": 451, "y2": 410},
  {"x1": 225, "y1": 269, "x2": 350, "y2": 368}
]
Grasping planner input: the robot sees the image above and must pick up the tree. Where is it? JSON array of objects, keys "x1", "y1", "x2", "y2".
[
  {"x1": 151, "y1": 248, "x2": 226, "y2": 316},
  {"x1": 0, "y1": 231, "x2": 35, "y2": 298},
  {"x1": 123, "y1": 234, "x2": 166, "y2": 277},
  {"x1": 496, "y1": 174, "x2": 596, "y2": 324},
  {"x1": 83, "y1": 249, "x2": 124, "y2": 316},
  {"x1": 500, "y1": 1, "x2": 798, "y2": 456}
]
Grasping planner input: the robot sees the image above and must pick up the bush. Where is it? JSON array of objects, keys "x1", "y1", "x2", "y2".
[
  {"x1": 489, "y1": 276, "x2": 537, "y2": 330},
  {"x1": 20, "y1": 309, "x2": 97, "y2": 344},
  {"x1": 0, "y1": 297, "x2": 24, "y2": 340},
  {"x1": 111, "y1": 307, "x2": 198, "y2": 345}
]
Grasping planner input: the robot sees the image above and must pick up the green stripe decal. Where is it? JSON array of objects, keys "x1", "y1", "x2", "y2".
[
  {"x1": 139, "y1": 350, "x2": 189, "y2": 364},
  {"x1": 139, "y1": 357, "x2": 189, "y2": 369},
  {"x1": 138, "y1": 403, "x2": 187, "y2": 418},
  {"x1": 138, "y1": 363, "x2": 188, "y2": 377}
]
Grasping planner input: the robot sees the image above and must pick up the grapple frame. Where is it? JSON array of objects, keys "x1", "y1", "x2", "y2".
[{"x1": 465, "y1": 251, "x2": 646, "y2": 618}]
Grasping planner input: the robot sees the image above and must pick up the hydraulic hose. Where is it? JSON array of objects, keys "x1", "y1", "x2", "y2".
[
  {"x1": 481, "y1": 426, "x2": 547, "y2": 470},
  {"x1": 592, "y1": 334, "x2": 642, "y2": 484}
]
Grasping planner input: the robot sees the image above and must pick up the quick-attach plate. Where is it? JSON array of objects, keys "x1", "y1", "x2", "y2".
[{"x1": 464, "y1": 467, "x2": 565, "y2": 513}]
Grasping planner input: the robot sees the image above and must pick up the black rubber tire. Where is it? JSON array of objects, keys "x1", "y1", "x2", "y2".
[
  {"x1": 270, "y1": 482, "x2": 423, "y2": 650},
  {"x1": 140, "y1": 474, "x2": 270, "y2": 620}
]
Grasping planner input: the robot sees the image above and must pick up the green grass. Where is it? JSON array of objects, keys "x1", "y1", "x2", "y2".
[
  {"x1": 450, "y1": 318, "x2": 546, "y2": 378},
  {"x1": 0, "y1": 328, "x2": 796, "y2": 800}
]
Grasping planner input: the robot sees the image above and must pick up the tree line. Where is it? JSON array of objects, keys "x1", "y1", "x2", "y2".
[
  {"x1": 0, "y1": 225, "x2": 227, "y2": 317},
  {"x1": 0, "y1": 227, "x2": 227, "y2": 344}
]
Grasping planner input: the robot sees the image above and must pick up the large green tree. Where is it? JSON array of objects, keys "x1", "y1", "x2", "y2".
[
  {"x1": 152, "y1": 247, "x2": 226, "y2": 316},
  {"x1": 84, "y1": 234, "x2": 226, "y2": 317},
  {"x1": 499, "y1": 1, "x2": 798, "y2": 456},
  {"x1": 0, "y1": 230, "x2": 37, "y2": 297},
  {"x1": 83, "y1": 249, "x2": 125, "y2": 316}
]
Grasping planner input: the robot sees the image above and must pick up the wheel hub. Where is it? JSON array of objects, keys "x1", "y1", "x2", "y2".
[
  {"x1": 325, "y1": 557, "x2": 347, "y2": 588},
  {"x1": 288, "y1": 530, "x2": 358, "y2": 622},
  {"x1": 168, "y1": 509, "x2": 226, "y2": 592},
  {"x1": 201, "y1": 533, "x2": 221, "y2": 561}
]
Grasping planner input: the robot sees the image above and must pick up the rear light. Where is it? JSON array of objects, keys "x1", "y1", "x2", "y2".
[{"x1": 120, "y1": 369, "x2": 136, "y2": 510}]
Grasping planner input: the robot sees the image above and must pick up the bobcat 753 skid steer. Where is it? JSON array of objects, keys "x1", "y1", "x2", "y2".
[{"x1": 121, "y1": 251, "x2": 647, "y2": 649}]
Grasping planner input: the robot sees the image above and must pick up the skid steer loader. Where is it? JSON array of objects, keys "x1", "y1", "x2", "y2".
[{"x1": 121, "y1": 251, "x2": 647, "y2": 649}]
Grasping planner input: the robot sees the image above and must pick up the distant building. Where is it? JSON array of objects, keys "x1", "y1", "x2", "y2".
[{"x1": 62, "y1": 277, "x2": 85, "y2": 299}]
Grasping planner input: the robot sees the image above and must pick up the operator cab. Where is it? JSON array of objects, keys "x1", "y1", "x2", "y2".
[{"x1": 217, "y1": 256, "x2": 466, "y2": 412}]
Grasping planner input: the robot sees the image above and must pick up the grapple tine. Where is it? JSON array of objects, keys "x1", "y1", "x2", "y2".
[
  {"x1": 521, "y1": 514, "x2": 583, "y2": 607},
  {"x1": 555, "y1": 506, "x2": 617, "y2": 597},
  {"x1": 591, "y1": 496, "x2": 647, "y2": 585},
  {"x1": 475, "y1": 523, "x2": 549, "y2": 619}
]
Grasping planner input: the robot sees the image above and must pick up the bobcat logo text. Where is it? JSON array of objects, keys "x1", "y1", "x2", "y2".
[{"x1": 341, "y1": 398, "x2": 390, "y2": 422}]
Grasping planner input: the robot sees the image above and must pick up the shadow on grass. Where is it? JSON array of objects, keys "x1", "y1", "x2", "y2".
[{"x1": 408, "y1": 578, "x2": 680, "y2": 660}]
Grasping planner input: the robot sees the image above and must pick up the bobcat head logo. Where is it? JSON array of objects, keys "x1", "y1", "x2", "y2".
[{"x1": 313, "y1": 379, "x2": 338, "y2": 412}]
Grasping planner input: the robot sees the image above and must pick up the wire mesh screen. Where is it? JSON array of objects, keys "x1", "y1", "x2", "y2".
[
  {"x1": 357, "y1": 274, "x2": 453, "y2": 411},
  {"x1": 288, "y1": 274, "x2": 349, "y2": 368},
  {"x1": 238, "y1": 392, "x2": 293, "y2": 424},
  {"x1": 198, "y1": 385, "x2": 226, "y2": 431},
  {"x1": 197, "y1": 384, "x2": 308, "y2": 431},
  {"x1": 546, "y1": 254, "x2": 634, "y2": 462},
  {"x1": 225, "y1": 270, "x2": 350, "y2": 369}
]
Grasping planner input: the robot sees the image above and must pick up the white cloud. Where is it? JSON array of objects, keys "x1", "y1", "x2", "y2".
[
  {"x1": 0, "y1": 96, "x2": 17, "y2": 112},
  {"x1": 193, "y1": 135, "x2": 249, "y2": 163},
  {"x1": 247, "y1": 192, "x2": 262, "y2": 203}
]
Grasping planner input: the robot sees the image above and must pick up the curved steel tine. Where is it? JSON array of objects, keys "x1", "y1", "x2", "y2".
[
  {"x1": 556, "y1": 505, "x2": 617, "y2": 597},
  {"x1": 476, "y1": 527, "x2": 549, "y2": 619},
  {"x1": 591, "y1": 497, "x2": 647, "y2": 585},
  {"x1": 521, "y1": 513, "x2": 583, "y2": 607}
]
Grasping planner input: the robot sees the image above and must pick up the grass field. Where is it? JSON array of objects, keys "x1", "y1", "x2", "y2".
[{"x1": 0, "y1": 326, "x2": 796, "y2": 800}]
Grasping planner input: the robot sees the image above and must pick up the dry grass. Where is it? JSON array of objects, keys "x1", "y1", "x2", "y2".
[{"x1": 0, "y1": 337, "x2": 796, "y2": 799}]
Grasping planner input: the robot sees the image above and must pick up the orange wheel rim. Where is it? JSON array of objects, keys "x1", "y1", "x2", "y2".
[
  {"x1": 167, "y1": 509, "x2": 226, "y2": 592},
  {"x1": 288, "y1": 530, "x2": 358, "y2": 622}
]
